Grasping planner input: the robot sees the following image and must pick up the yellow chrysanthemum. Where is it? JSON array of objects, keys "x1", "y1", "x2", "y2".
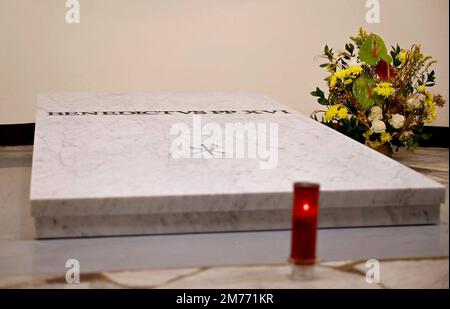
[
  {"x1": 334, "y1": 70, "x2": 347, "y2": 80},
  {"x1": 337, "y1": 107, "x2": 348, "y2": 119},
  {"x1": 397, "y1": 51, "x2": 407, "y2": 64},
  {"x1": 329, "y1": 74, "x2": 337, "y2": 89},
  {"x1": 368, "y1": 140, "x2": 382, "y2": 149},
  {"x1": 374, "y1": 82, "x2": 395, "y2": 98},
  {"x1": 425, "y1": 103, "x2": 437, "y2": 123},
  {"x1": 343, "y1": 79, "x2": 353, "y2": 85},
  {"x1": 324, "y1": 104, "x2": 341, "y2": 122},
  {"x1": 424, "y1": 92, "x2": 437, "y2": 123},
  {"x1": 333, "y1": 66, "x2": 363, "y2": 84},
  {"x1": 380, "y1": 132, "x2": 392, "y2": 143},
  {"x1": 364, "y1": 129, "x2": 384, "y2": 149},
  {"x1": 417, "y1": 85, "x2": 426, "y2": 93},
  {"x1": 348, "y1": 65, "x2": 363, "y2": 75}
]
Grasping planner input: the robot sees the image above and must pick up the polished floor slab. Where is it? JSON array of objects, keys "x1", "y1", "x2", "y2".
[{"x1": 0, "y1": 225, "x2": 448, "y2": 277}]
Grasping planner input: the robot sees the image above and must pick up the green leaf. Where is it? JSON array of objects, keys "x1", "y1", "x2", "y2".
[
  {"x1": 324, "y1": 45, "x2": 334, "y2": 59},
  {"x1": 420, "y1": 132, "x2": 432, "y2": 141},
  {"x1": 311, "y1": 87, "x2": 328, "y2": 105},
  {"x1": 358, "y1": 34, "x2": 390, "y2": 65},
  {"x1": 426, "y1": 70, "x2": 436, "y2": 87},
  {"x1": 311, "y1": 87, "x2": 324, "y2": 98},
  {"x1": 345, "y1": 43, "x2": 355, "y2": 55},
  {"x1": 391, "y1": 45, "x2": 402, "y2": 67},
  {"x1": 317, "y1": 87, "x2": 324, "y2": 97},
  {"x1": 318, "y1": 98, "x2": 329, "y2": 105},
  {"x1": 352, "y1": 75, "x2": 384, "y2": 110},
  {"x1": 380, "y1": 53, "x2": 392, "y2": 64}
]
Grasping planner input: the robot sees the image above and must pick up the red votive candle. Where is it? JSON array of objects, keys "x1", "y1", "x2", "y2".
[{"x1": 289, "y1": 182, "x2": 320, "y2": 266}]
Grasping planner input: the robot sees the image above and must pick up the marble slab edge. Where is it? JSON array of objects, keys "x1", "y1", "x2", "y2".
[
  {"x1": 31, "y1": 187, "x2": 445, "y2": 218},
  {"x1": 34, "y1": 204, "x2": 440, "y2": 239}
]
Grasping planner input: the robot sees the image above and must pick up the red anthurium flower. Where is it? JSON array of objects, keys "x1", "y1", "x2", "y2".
[{"x1": 375, "y1": 60, "x2": 397, "y2": 81}]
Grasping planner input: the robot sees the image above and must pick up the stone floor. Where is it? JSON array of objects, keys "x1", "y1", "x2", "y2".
[
  {"x1": 0, "y1": 258, "x2": 448, "y2": 289},
  {"x1": 0, "y1": 146, "x2": 448, "y2": 288}
]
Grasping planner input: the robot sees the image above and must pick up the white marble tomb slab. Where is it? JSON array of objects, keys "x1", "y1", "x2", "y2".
[{"x1": 30, "y1": 93, "x2": 446, "y2": 238}]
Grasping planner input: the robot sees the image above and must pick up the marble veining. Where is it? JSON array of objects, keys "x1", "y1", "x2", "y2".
[
  {"x1": 34, "y1": 204, "x2": 440, "y2": 238},
  {"x1": 30, "y1": 92, "x2": 446, "y2": 237}
]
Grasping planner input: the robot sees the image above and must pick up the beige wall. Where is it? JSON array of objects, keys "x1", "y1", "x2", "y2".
[{"x1": 0, "y1": 0, "x2": 448, "y2": 126}]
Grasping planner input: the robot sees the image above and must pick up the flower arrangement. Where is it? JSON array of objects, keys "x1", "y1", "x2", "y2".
[{"x1": 311, "y1": 28, "x2": 446, "y2": 155}]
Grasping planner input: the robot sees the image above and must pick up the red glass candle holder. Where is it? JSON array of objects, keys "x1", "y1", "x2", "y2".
[{"x1": 289, "y1": 182, "x2": 320, "y2": 266}]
